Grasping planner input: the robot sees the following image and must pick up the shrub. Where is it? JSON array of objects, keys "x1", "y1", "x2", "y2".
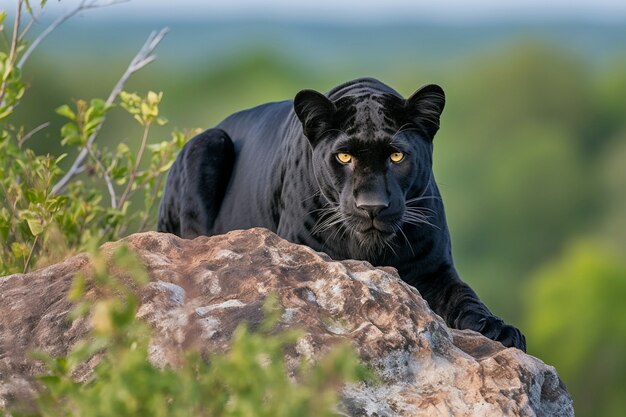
[{"x1": 0, "y1": 2, "x2": 196, "y2": 275}]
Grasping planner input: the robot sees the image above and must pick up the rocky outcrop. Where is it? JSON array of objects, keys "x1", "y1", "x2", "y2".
[{"x1": 0, "y1": 228, "x2": 573, "y2": 416}]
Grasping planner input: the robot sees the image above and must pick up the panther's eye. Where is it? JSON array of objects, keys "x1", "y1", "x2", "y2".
[
  {"x1": 336, "y1": 153, "x2": 352, "y2": 164},
  {"x1": 390, "y1": 152, "x2": 405, "y2": 163}
]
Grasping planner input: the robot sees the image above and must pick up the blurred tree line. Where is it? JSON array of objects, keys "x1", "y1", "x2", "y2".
[{"x1": 4, "y1": 12, "x2": 626, "y2": 416}]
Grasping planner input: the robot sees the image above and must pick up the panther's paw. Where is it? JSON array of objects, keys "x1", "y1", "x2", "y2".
[{"x1": 476, "y1": 316, "x2": 527, "y2": 352}]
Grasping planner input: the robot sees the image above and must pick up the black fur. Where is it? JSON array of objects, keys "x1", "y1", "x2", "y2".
[{"x1": 158, "y1": 78, "x2": 526, "y2": 351}]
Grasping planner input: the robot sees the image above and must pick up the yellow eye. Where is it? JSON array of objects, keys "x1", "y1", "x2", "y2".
[
  {"x1": 336, "y1": 153, "x2": 352, "y2": 164},
  {"x1": 390, "y1": 152, "x2": 405, "y2": 163}
]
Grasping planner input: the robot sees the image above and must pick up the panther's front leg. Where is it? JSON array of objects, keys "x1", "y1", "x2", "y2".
[{"x1": 416, "y1": 266, "x2": 527, "y2": 351}]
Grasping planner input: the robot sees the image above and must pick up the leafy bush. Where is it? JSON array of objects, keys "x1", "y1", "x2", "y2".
[{"x1": 0, "y1": 3, "x2": 197, "y2": 275}]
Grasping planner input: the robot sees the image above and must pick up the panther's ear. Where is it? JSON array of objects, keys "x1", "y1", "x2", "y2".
[
  {"x1": 405, "y1": 84, "x2": 446, "y2": 140},
  {"x1": 294, "y1": 89, "x2": 337, "y2": 145}
]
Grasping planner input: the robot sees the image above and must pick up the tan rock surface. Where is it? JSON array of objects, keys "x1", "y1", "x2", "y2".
[{"x1": 0, "y1": 228, "x2": 573, "y2": 416}]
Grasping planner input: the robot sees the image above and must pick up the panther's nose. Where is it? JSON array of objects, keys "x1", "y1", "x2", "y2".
[
  {"x1": 356, "y1": 196, "x2": 389, "y2": 218},
  {"x1": 358, "y1": 203, "x2": 388, "y2": 218}
]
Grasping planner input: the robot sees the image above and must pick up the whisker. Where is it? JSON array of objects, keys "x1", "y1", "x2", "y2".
[
  {"x1": 402, "y1": 202, "x2": 440, "y2": 228},
  {"x1": 404, "y1": 213, "x2": 437, "y2": 224},
  {"x1": 308, "y1": 205, "x2": 336, "y2": 214},
  {"x1": 403, "y1": 210, "x2": 433, "y2": 221},
  {"x1": 383, "y1": 239, "x2": 398, "y2": 258},
  {"x1": 405, "y1": 195, "x2": 441, "y2": 204},
  {"x1": 327, "y1": 218, "x2": 348, "y2": 244},
  {"x1": 312, "y1": 216, "x2": 343, "y2": 235},
  {"x1": 319, "y1": 217, "x2": 345, "y2": 234},
  {"x1": 311, "y1": 209, "x2": 342, "y2": 235},
  {"x1": 395, "y1": 223, "x2": 415, "y2": 257},
  {"x1": 338, "y1": 220, "x2": 351, "y2": 242},
  {"x1": 405, "y1": 206, "x2": 437, "y2": 216},
  {"x1": 301, "y1": 189, "x2": 322, "y2": 204},
  {"x1": 405, "y1": 174, "x2": 436, "y2": 203},
  {"x1": 320, "y1": 216, "x2": 348, "y2": 251},
  {"x1": 401, "y1": 215, "x2": 440, "y2": 230}
]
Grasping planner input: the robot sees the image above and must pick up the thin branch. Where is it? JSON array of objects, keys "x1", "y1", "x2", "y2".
[
  {"x1": 118, "y1": 123, "x2": 150, "y2": 208},
  {"x1": 18, "y1": 121, "x2": 50, "y2": 147},
  {"x1": 18, "y1": 6, "x2": 42, "y2": 42},
  {"x1": 0, "y1": 0, "x2": 23, "y2": 107},
  {"x1": 51, "y1": 27, "x2": 169, "y2": 196},
  {"x1": 75, "y1": 164, "x2": 87, "y2": 175},
  {"x1": 17, "y1": 0, "x2": 131, "y2": 70},
  {"x1": 23, "y1": 234, "x2": 39, "y2": 273},
  {"x1": 85, "y1": 142, "x2": 117, "y2": 209}
]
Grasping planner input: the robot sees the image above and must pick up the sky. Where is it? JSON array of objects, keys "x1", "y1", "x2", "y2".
[{"x1": 25, "y1": 0, "x2": 626, "y2": 22}]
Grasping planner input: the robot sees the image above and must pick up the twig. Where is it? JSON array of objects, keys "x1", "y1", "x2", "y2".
[
  {"x1": 23, "y1": 234, "x2": 39, "y2": 273},
  {"x1": 118, "y1": 123, "x2": 150, "y2": 208},
  {"x1": 0, "y1": 0, "x2": 23, "y2": 107},
  {"x1": 16, "y1": 0, "x2": 131, "y2": 70},
  {"x1": 85, "y1": 142, "x2": 117, "y2": 209},
  {"x1": 51, "y1": 27, "x2": 169, "y2": 196},
  {"x1": 18, "y1": 121, "x2": 50, "y2": 148},
  {"x1": 18, "y1": 5, "x2": 42, "y2": 42}
]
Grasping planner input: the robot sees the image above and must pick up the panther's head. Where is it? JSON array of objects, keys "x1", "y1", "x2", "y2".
[{"x1": 293, "y1": 78, "x2": 445, "y2": 255}]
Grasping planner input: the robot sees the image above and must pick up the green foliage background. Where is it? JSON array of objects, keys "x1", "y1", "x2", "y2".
[{"x1": 2, "y1": 3, "x2": 626, "y2": 416}]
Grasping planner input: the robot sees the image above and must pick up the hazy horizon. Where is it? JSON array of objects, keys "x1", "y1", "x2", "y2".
[{"x1": 17, "y1": 0, "x2": 626, "y2": 23}]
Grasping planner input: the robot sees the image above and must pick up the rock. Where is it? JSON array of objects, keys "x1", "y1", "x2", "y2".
[{"x1": 0, "y1": 228, "x2": 573, "y2": 416}]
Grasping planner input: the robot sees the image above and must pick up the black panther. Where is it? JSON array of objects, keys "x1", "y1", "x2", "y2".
[{"x1": 157, "y1": 78, "x2": 526, "y2": 351}]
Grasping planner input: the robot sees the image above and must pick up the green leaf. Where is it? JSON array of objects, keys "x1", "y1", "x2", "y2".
[
  {"x1": 24, "y1": 1, "x2": 34, "y2": 15},
  {"x1": 117, "y1": 142, "x2": 130, "y2": 155},
  {"x1": 56, "y1": 104, "x2": 76, "y2": 121},
  {"x1": 90, "y1": 98, "x2": 107, "y2": 111},
  {"x1": 84, "y1": 116, "x2": 104, "y2": 134},
  {"x1": 0, "y1": 106, "x2": 14, "y2": 120},
  {"x1": 26, "y1": 217, "x2": 44, "y2": 236},
  {"x1": 11, "y1": 242, "x2": 29, "y2": 259},
  {"x1": 55, "y1": 153, "x2": 68, "y2": 164},
  {"x1": 158, "y1": 160, "x2": 175, "y2": 173},
  {"x1": 60, "y1": 123, "x2": 81, "y2": 146}
]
